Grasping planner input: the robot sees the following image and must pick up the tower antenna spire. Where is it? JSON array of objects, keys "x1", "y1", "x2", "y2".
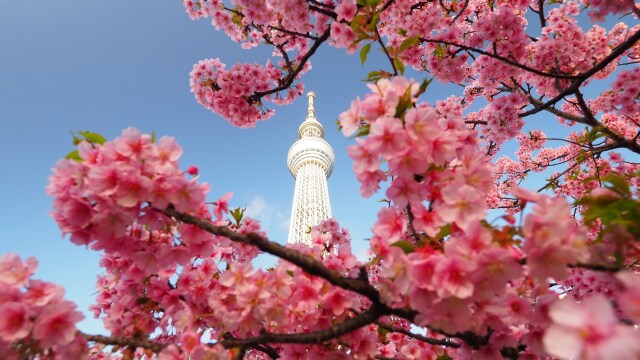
[{"x1": 307, "y1": 91, "x2": 315, "y2": 117}]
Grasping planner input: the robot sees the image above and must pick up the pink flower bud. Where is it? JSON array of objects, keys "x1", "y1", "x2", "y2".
[{"x1": 186, "y1": 166, "x2": 199, "y2": 176}]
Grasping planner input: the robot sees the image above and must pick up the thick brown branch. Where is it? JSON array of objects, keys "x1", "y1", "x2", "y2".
[
  {"x1": 571, "y1": 262, "x2": 622, "y2": 272},
  {"x1": 574, "y1": 90, "x2": 640, "y2": 154},
  {"x1": 308, "y1": 4, "x2": 338, "y2": 19},
  {"x1": 526, "y1": 95, "x2": 585, "y2": 123},
  {"x1": 80, "y1": 332, "x2": 165, "y2": 353},
  {"x1": 161, "y1": 206, "x2": 381, "y2": 302},
  {"x1": 221, "y1": 305, "x2": 385, "y2": 348},
  {"x1": 535, "y1": 0, "x2": 546, "y2": 28}
]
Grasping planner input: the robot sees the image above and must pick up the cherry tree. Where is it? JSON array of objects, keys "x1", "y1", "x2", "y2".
[{"x1": 2, "y1": 0, "x2": 640, "y2": 359}]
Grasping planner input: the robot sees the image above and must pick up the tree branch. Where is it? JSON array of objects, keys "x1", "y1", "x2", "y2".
[
  {"x1": 375, "y1": 24, "x2": 398, "y2": 75},
  {"x1": 221, "y1": 304, "x2": 385, "y2": 348},
  {"x1": 526, "y1": 95, "x2": 586, "y2": 123},
  {"x1": 248, "y1": 28, "x2": 331, "y2": 103},
  {"x1": 374, "y1": 321, "x2": 461, "y2": 347},
  {"x1": 571, "y1": 262, "x2": 622, "y2": 272},
  {"x1": 268, "y1": 25, "x2": 320, "y2": 40},
  {"x1": 80, "y1": 332, "x2": 165, "y2": 353},
  {"x1": 161, "y1": 206, "x2": 381, "y2": 302},
  {"x1": 573, "y1": 90, "x2": 640, "y2": 154},
  {"x1": 519, "y1": 28, "x2": 640, "y2": 117},
  {"x1": 419, "y1": 38, "x2": 580, "y2": 79}
]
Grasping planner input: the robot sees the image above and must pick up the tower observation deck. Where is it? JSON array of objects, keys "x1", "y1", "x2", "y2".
[{"x1": 287, "y1": 91, "x2": 335, "y2": 245}]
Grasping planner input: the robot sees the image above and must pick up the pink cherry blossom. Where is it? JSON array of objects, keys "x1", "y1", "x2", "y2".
[
  {"x1": 335, "y1": 0, "x2": 357, "y2": 22},
  {"x1": 616, "y1": 271, "x2": 640, "y2": 323},
  {"x1": 213, "y1": 192, "x2": 233, "y2": 220},
  {"x1": 0, "y1": 254, "x2": 37, "y2": 288},
  {"x1": 372, "y1": 207, "x2": 407, "y2": 244},
  {"x1": 0, "y1": 302, "x2": 31, "y2": 342},
  {"x1": 367, "y1": 116, "x2": 406, "y2": 159},
  {"x1": 437, "y1": 184, "x2": 486, "y2": 232},
  {"x1": 33, "y1": 300, "x2": 84, "y2": 348},
  {"x1": 544, "y1": 295, "x2": 640, "y2": 360}
]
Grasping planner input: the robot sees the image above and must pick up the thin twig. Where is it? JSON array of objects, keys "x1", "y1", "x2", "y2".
[
  {"x1": 519, "y1": 28, "x2": 640, "y2": 117},
  {"x1": 374, "y1": 321, "x2": 461, "y2": 348},
  {"x1": 375, "y1": 24, "x2": 398, "y2": 75},
  {"x1": 249, "y1": 29, "x2": 331, "y2": 103},
  {"x1": 419, "y1": 38, "x2": 579, "y2": 79}
]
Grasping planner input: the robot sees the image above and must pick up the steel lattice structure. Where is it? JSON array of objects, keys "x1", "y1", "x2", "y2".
[{"x1": 287, "y1": 92, "x2": 335, "y2": 245}]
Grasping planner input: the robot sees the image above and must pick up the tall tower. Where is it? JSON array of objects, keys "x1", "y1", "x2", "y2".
[{"x1": 287, "y1": 91, "x2": 336, "y2": 245}]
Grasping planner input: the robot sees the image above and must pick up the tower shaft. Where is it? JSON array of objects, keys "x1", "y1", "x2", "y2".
[
  {"x1": 288, "y1": 163, "x2": 332, "y2": 244},
  {"x1": 287, "y1": 92, "x2": 335, "y2": 245}
]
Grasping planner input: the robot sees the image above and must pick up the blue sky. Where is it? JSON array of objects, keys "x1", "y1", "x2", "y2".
[{"x1": 0, "y1": 1, "x2": 627, "y2": 335}]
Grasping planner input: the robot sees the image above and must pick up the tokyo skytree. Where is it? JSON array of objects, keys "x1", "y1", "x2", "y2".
[{"x1": 287, "y1": 91, "x2": 336, "y2": 245}]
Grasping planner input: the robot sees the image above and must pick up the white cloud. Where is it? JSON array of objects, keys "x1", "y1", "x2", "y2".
[{"x1": 245, "y1": 196, "x2": 290, "y2": 232}]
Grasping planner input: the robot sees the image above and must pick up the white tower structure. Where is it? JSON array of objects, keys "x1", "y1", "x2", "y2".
[{"x1": 287, "y1": 91, "x2": 336, "y2": 245}]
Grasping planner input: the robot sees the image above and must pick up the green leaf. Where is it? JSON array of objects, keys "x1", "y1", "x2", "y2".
[
  {"x1": 394, "y1": 85, "x2": 414, "y2": 118},
  {"x1": 365, "y1": 0, "x2": 380, "y2": 6},
  {"x1": 602, "y1": 174, "x2": 631, "y2": 197},
  {"x1": 394, "y1": 58, "x2": 405, "y2": 75},
  {"x1": 360, "y1": 43, "x2": 372, "y2": 65},
  {"x1": 434, "y1": 44, "x2": 446, "y2": 58},
  {"x1": 351, "y1": 14, "x2": 366, "y2": 32},
  {"x1": 365, "y1": 70, "x2": 392, "y2": 83},
  {"x1": 437, "y1": 354, "x2": 454, "y2": 360},
  {"x1": 398, "y1": 36, "x2": 420, "y2": 53},
  {"x1": 377, "y1": 326, "x2": 390, "y2": 337},
  {"x1": 65, "y1": 150, "x2": 82, "y2": 162},
  {"x1": 391, "y1": 240, "x2": 415, "y2": 254},
  {"x1": 584, "y1": 127, "x2": 606, "y2": 144},
  {"x1": 435, "y1": 224, "x2": 452, "y2": 241},
  {"x1": 286, "y1": 270, "x2": 295, "y2": 277},
  {"x1": 416, "y1": 78, "x2": 433, "y2": 97},
  {"x1": 229, "y1": 207, "x2": 245, "y2": 225},
  {"x1": 78, "y1": 131, "x2": 106, "y2": 145},
  {"x1": 369, "y1": 12, "x2": 380, "y2": 32},
  {"x1": 355, "y1": 123, "x2": 370, "y2": 137},
  {"x1": 151, "y1": 130, "x2": 156, "y2": 144},
  {"x1": 70, "y1": 131, "x2": 82, "y2": 146}
]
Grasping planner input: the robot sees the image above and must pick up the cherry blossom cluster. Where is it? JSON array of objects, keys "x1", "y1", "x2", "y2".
[
  {"x1": 190, "y1": 59, "x2": 283, "y2": 127},
  {"x1": 0, "y1": 254, "x2": 86, "y2": 359},
  {"x1": 47, "y1": 128, "x2": 212, "y2": 264},
  {"x1": 342, "y1": 77, "x2": 492, "y2": 232}
]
